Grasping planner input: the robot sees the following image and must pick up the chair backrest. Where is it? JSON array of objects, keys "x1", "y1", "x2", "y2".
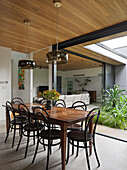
[
  {"x1": 33, "y1": 107, "x2": 50, "y2": 131},
  {"x1": 40, "y1": 99, "x2": 47, "y2": 105},
  {"x1": 84, "y1": 108, "x2": 100, "y2": 140},
  {"x1": 6, "y1": 101, "x2": 16, "y2": 122},
  {"x1": 11, "y1": 97, "x2": 23, "y2": 105},
  {"x1": 18, "y1": 103, "x2": 30, "y2": 125},
  {"x1": 71, "y1": 101, "x2": 87, "y2": 111},
  {"x1": 54, "y1": 99, "x2": 66, "y2": 108}
]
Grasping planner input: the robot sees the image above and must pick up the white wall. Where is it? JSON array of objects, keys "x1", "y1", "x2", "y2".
[
  {"x1": 33, "y1": 68, "x2": 48, "y2": 96},
  {"x1": 11, "y1": 51, "x2": 31, "y2": 103},
  {"x1": 0, "y1": 46, "x2": 11, "y2": 120},
  {"x1": 64, "y1": 67, "x2": 102, "y2": 78},
  {"x1": 33, "y1": 67, "x2": 102, "y2": 100},
  {"x1": 63, "y1": 67, "x2": 102, "y2": 99}
]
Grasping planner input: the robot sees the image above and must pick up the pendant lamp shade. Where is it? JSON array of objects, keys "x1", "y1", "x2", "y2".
[
  {"x1": 18, "y1": 60, "x2": 35, "y2": 69},
  {"x1": 18, "y1": 19, "x2": 35, "y2": 69},
  {"x1": 46, "y1": 0, "x2": 68, "y2": 64},
  {"x1": 46, "y1": 51, "x2": 68, "y2": 64}
]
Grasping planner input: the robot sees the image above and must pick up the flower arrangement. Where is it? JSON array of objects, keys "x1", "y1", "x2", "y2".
[{"x1": 42, "y1": 89, "x2": 60, "y2": 101}]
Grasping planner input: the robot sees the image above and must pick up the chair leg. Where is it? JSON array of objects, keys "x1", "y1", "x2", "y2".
[
  {"x1": 32, "y1": 138, "x2": 40, "y2": 164},
  {"x1": 12, "y1": 126, "x2": 16, "y2": 148},
  {"x1": 85, "y1": 146, "x2": 91, "y2": 170},
  {"x1": 81, "y1": 121, "x2": 83, "y2": 130},
  {"x1": 16, "y1": 133, "x2": 23, "y2": 151},
  {"x1": 72, "y1": 140, "x2": 74, "y2": 155},
  {"x1": 24, "y1": 132, "x2": 30, "y2": 158},
  {"x1": 93, "y1": 139, "x2": 100, "y2": 167},
  {"x1": 5, "y1": 126, "x2": 10, "y2": 143},
  {"x1": 43, "y1": 139, "x2": 46, "y2": 150},
  {"x1": 33, "y1": 131, "x2": 35, "y2": 145},
  {"x1": 66, "y1": 138, "x2": 70, "y2": 165},
  {"x1": 76, "y1": 141, "x2": 79, "y2": 157},
  {"x1": 49, "y1": 140, "x2": 53, "y2": 155},
  {"x1": 46, "y1": 138, "x2": 50, "y2": 170}
]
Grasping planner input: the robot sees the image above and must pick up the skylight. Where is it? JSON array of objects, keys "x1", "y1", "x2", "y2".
[{"x1": 101, "y1": 36, "x2": 127, "y2": 49}]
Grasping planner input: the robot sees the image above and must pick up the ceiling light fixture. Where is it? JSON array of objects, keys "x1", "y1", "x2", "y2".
[
  {"x1": 18, "y1": 19, "x2": 35, "y2": 69},
  {"x1": 46, "y1": 0, "x2": 68, "y2": 64}
]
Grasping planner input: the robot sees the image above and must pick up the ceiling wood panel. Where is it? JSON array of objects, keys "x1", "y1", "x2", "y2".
[
  {"x1": 33, "y1": 49, "x2": 102, "y2": 71},
  {"x1": 0, "y1": 0, "x2": 127, "y2": 70},
  {"x1": 65, "y1": 44, "x2": 123, "y2": 65},
  {"x1": 1, "y1": 0, "x2": 127, "y2": 53}
]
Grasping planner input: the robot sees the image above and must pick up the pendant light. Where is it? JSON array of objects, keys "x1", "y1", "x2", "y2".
[
  {"x1": 46, "y1": 0, "x2": 68, "y2": 64},
  {"x1": 18, "y1": 19, "x2": 35, "y2": 69}
]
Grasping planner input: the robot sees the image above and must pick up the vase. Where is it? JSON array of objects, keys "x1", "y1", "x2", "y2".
[{"x1": 45, "y1": 100, "x2": 52, "y2": 110}]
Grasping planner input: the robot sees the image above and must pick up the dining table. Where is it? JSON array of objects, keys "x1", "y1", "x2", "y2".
[{"x1": 5, "y1": 103, "x2": 94, "y2": 170}]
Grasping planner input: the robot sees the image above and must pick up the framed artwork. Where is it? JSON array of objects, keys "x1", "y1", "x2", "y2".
[{"x1": 18, "y1": 68, "x2": 25, "y2": 90}]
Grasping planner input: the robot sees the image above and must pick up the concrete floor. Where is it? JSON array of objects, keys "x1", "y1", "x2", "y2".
[{"x1": 0, "y1": 120, "x2": 127, "y2": 170}]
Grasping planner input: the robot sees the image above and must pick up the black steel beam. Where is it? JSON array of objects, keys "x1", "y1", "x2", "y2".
[
  {"x1": 62, "y1": 49, "x2": 105, "y2": 64},
  {"x1": 53, "y1": 21, "x2": 127, "y2": 50}
]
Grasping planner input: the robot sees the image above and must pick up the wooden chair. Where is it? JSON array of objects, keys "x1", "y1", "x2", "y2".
[
  {"x1": 54, "y1": 99, "x2": 66, "y2": 108},
  {"x1": 5, "y1": 101, "x2": 27, "y2": 148},
  {"x1": 32, "y1": 107, "x2": 61, "y2": 170},
  {"x1": 67, "y1": 101, "x2": 87, "y2": 130},
  {"x1": 66, "y1": 108, "x2": 101, "y2": 170},
  {"x1": 16, "y1": 103, "x2": 44, "y2": 158}
]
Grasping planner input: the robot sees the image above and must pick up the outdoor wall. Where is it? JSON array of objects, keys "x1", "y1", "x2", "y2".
[
  {"x1": 11, "y1": 51, "x2": 31, "y2": 103},
  {"x1": 0, "y1": 46, "x2": 11, "y2": 120},
  {"x1": 115, "y1": 64, "x2": 127, "y2": 90}
]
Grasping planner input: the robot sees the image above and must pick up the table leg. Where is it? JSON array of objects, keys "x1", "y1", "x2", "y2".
[
  {"x1": 6, "y1": 107, "x2": 9, "y2": 134},
  {"x1": 89, "y1": 118, "x2": 93, "y2": 155},
  {"x1": 60, "y1": 123, "x2": 67, "y2": 170}
]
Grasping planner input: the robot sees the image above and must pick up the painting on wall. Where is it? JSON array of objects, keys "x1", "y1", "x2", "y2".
[{"x1": 18, "y1": 68, "x2": 25, "y2": 90}]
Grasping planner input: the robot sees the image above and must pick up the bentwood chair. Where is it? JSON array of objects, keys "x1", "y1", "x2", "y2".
[
  {"x1": 32, "y1": 107, "x2": 61, "y2": 170},
  {"x1": 11, "y1": 97, "x2": 24, "y2": 104},
  {"x1": 5, "y1": 101, "x2": 27, "y2": 148},
  {"x1": 66, "y1": 108, "x2": 101, "y2": 170},
  {"x1": 11, "y1": 97, "x2": 27, "y2": 120},
  {"x1": 67, "y1": 101, "x2": 87, "y2": 130},
  {"x1": 54, "y1": 99, "x2": 66, "y2": 108},
  {"x1": 16, "y1": 103, "x2": 44, "y2": 158}
]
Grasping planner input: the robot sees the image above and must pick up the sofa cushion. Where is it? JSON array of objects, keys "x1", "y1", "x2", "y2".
[
  {"x1": 64, "y1": 95, "x2": 75, "y2": 108},
  {"x1": 73, "y1": 94, "x2": 82, "y2": 103}
]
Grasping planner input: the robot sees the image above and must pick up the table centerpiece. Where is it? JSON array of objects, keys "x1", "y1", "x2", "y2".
[{"x1": 42, "y1": 89, "x2": 60, "y2": 110}]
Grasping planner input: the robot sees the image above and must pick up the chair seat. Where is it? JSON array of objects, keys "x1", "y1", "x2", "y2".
[
  {"x1": 39, "y1": 129, "x2": 61, "y2": 140},
  {"x1": 67, "y1": 130, "x2": 92, "y2": 142},
  {"x1": 67, "y1": 123, "x2": 82, "y2": 130},
  {"x1": 24, "y1": 123, "x2": 43, "y2": 131},
  {"x1": 11, "y1": 118, "x2": 27, "y2": 125}
]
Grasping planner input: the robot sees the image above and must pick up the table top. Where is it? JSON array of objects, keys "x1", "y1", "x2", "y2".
[{"x1": 13, "y1": 103, "x2": 92, "y2": 125}]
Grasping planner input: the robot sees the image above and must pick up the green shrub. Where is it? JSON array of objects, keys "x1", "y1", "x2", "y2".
[{"x1": 96, "y1": 85, "x2": 127, "y2": 130}]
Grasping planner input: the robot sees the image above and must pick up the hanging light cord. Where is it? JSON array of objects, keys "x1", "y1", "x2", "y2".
[
  {"x1": 26, "y1": 23, "x2": 28, "y2": 54},
  {"x1": 56, "y1": 7, "x2": 59, "y2": 51}
]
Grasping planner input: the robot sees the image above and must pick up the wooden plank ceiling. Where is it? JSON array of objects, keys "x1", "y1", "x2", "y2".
[{"x1": 1, "y1": 0, "x2": 127, "y2": 70}]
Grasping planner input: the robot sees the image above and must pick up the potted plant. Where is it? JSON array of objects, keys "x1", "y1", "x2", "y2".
[{"x1": 43, "y1": 89, "x2": 60, "y2": 110}]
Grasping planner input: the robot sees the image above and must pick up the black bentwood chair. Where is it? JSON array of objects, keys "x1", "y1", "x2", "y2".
[
  {"x1": 67, "y1": 101, "x2": 87, "y2": 131},
  {"x1": 32, "y1": 107, "x2": 61, "y2": 170},
  {"x1": 16, "y1": 103, "x2": 44, "y2": 158},
  {"x1": 66, "y1": 108, "x2": 101, "y2": 170},
  {"x1": 11, "y1": 97, "x2": 27, "y2": 120},
  {"x1": 11, "y1": 97, "x2": 24, "y2": 104},
  {"x1": 5, "y1": 101, "x2": 27, "y2": 148},
  {"x1": 54, "y1": 99, "x2": 66, "y2": 108}
]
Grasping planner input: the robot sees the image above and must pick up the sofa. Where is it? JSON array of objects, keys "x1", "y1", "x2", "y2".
[{"x1": 59, "y1": 92, "x2": 90, "y2": 108}]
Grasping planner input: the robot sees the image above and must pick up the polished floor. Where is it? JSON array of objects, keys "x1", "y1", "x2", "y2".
[{"x1": 0, "y1": 120, "x2": 127, "y2": 170}]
